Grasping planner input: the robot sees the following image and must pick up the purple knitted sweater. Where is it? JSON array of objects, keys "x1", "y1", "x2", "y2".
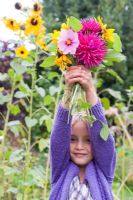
[{"x1": 49, "y1": 100, "x2": 116, "y2": 200}]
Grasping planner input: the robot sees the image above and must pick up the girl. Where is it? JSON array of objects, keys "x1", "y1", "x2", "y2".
[{"x1": 49, "y1": 66, "x2": 116, "y2": 200}]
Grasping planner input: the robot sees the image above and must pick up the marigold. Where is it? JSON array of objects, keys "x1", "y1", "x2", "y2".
[
  {"x1": 51, "y1": 30, "x2": 60, "y2": 44},
  {"x1": 3, "y1": 18, "x2": 20, "y2": 32},
  {"x1": 15, "y1": 46, "x2": 29, "y2": 59},
  {"x1": 54, "y1": 55, "x2": 72, "y2": 70}
]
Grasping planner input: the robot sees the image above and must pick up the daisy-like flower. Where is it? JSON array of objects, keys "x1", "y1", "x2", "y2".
[
  {"x1": 51, "y1": 30, "x2": 61, "y2": 44},
  {"x1": 3, "y1": 18, "x2": 20, "y2": 32},
  {"x1": 24, "y1": 14, "x2": 44, "y2": 36},
  {"x1": 54, "y1": 55, "x2": 72, "y2": 70},
  {"x1": 75, "y1": 33, "x2": 107, "y2": 67},
  {"x1": 15, "y1": 46, "x2": 29, "y2": 59},
  {"x1": 80, "y1": 18, "x2": 101, "y2": 34},
  {"x1": 58, "y1": 29, "x2": 79, "y2": 55},
  {"x1": 98, "y1": 16, "x2": 115, "y2": 42},
  {"x1": 32, "y1": 1, "x2": 43, "y2": 15}
]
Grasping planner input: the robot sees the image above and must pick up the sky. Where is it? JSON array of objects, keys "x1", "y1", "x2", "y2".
[{"x1": 0, "y1": 0, "x2": 34, "y2": 41}]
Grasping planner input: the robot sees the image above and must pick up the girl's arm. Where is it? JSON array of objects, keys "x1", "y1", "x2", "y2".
[
  {"x1": 89, "y1": 99, "x2": 116, "y2": 182},
  {"x1": 50, "y1": 101, "x2": 71, "y2": 184}
]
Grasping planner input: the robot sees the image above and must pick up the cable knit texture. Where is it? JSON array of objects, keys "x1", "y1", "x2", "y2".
[{"x1": 49, "y1": 100, "x2": 116, "y2": 200}]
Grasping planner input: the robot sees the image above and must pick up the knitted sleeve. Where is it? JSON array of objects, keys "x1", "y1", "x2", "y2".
[
  {"x1": 89, "y1": 99, "x2": 116, "y2": 182},
  {"x1": 50, "y1": 102, "x2": 72, "y2": 184}
]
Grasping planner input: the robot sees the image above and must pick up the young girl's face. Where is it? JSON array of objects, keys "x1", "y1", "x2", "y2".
[{"x1": 70, "y1": 120, "x2": 93, "y2": 167}]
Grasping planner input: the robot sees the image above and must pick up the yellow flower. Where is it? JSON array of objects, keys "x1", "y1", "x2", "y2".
[
  {"x1": 97, "y1": 16, "x2": 115, "y2": 43},
  {"x1": 51, "y1": 30, "x2": 60, "y2": 44},
  {"x1": 36, "y1": 37, "x2": 48, "y2": 51},
  {"x1": 3, "y1": 18, "x2": 20, "y2": 32},
  {"x1": 102, "y1": 28, "x2": 115, "y2": 42},
  {"x1": 97, "y1": 16, "x2": 107, "y2": 30},
  {"x1": 15, "y1": 46, "x2": 29, "y2": 59},
  {"x1": 32, "y1": 1, "x2": 43, "y2": 15},
  {"x1": 61, "y1": 18, "x2": 70, "y2": 30},
  {"x1": 54, "y1": 55, "x2": 72, "y2": 70},
  {"x1": 24, "y1": 14, "x2": 44, "y2": 36}
]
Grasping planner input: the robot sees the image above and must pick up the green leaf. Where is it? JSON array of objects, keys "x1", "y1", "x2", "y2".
[
  {"x1": 9, "y1": 149, "x2": 25, "y2": 163},
  {"x1": 68, "y1": 16, "x2": 83, "y2": 32},
  {"x1": 105, "y1": 49, "x2": 126, "y2": 63},
  {"x1": 107, "y1": 69, "x2": 124, "y2": 84},
  {"x1": 40, "y1": 56, "x2": 56, "y2": 68},
  {"x1": 14, "y1": 91, "x2": 29, "y2": 98},
  {"x1": 45, "y1": 118, "x2": 53, "y2": 132},
  {"x1": 38, "y1": 138, "x2": 49, "y2": 152},
  {"x1": 106, "y1": 88, "x2": 123, "y2": 100},
  {"x1": 49, "y1": 86, "x2": 59, "y2": 96},
  {"x1": 100, "y1": 124, "x2": 109, "y2": 141},
  {"x1": 35, "y1": 85, "x2": 45, "y2": 97},
  {"x1": 10, "y1": 105, "x2": 21, "y2": 116},
  {"x1": 44, "y1": 95, "x2": 53, "y2": 105},
  {"x1": 25, "y1": 117, "x2": 38, "y2": 128},
  {"x1": 113, "y1": 33, "x2": 122, "y2": 52},
  {"x1": 48, "y1": 43, "x2": 58, "y2": 54},
  {"x1": 10, "y1": 60, "x2": 27, "y2": 74},
  {"x1": 7, "y1": 187, "x2": 18, "y2": 194},
  {"x1": 48, "y1": 72, "x2": 59, "y2": 80},
  {"x1": 101, "y1": 97, "x2": 110, "y2": 110},
  {"x1": 7, "y1": 120, "x2": 21, "y2": 127},
  {"x1": 0, "y1": 93, "x2": 10, "y2": 105},
  {"x1": 0, "y1": 73, "x2": 8, "y2": 81}
]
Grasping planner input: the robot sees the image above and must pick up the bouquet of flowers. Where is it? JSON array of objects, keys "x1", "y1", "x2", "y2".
[{"x1": 42, "y1": 16, "x2": 125, "y2": 135}]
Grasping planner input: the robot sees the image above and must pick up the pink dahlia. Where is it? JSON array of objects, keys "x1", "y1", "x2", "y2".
[
  {"x1": 75, "y1": 33, "x2": 107, "y2": 68},
  {"x1": 58, "y1": 29, "x2": 79, "y2": 55},
  {"x1": 80, "y1": 18, "x2": 101, "y2": 34}
]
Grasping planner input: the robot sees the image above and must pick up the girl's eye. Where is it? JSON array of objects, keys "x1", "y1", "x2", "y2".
[{"x1": 70, "y1": 138, "x2": 77, "y2": 142}]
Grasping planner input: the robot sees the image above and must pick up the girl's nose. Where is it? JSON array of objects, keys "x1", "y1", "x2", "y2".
[{"x1": 76, "y1": 141, "x2": 84, "y2": 149}]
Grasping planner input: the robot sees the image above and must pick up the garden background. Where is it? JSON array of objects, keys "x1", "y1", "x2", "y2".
[{"x1": 0, "y1": 0, "x2": 133, "y2": 199}]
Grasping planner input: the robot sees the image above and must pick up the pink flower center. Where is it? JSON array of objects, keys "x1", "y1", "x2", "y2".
[{"x1": 65, "y1": 39, "x2": 72, "y2": 46}]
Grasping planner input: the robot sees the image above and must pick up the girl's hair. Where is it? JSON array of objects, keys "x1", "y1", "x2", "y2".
[{"x1": 72, "y1": 111, "x2": 88, "y2": 126}]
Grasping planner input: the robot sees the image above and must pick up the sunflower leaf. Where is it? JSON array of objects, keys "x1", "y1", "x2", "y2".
[
  {"x1": 68, "y1": 16, "x2": 83, "y2": 32},
  {"x1": 100, "y1": 123, "x2": 109, "y2": 141},
  {"x1": 40, "y1": 56, "x2": 56, "y2": 68}
]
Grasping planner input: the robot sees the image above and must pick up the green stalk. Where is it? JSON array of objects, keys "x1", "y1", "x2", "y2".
[
  {"x1": 1, "y1": 81, "x2": 15, "y2": 161},
  {"x1": 43, "y1": 74, "x2": 63, "y2": 200}
]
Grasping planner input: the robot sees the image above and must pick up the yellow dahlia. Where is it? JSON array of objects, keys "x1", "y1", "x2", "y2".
[
  {"x1": 51, "y1": 30, "x2": 60, "y2": 44},
  {"x1": 15, "y1": 46, "x2": 29, "y2": 59},
  {"x1": 54, "y1": 55, "x2": 72, "y2": 70},
  {"x1": 24, "y1": 14, "x2": 44, "y2": 36},
  {"x1": 3, "y1": 18, "x2": 20, "y2": 32}
]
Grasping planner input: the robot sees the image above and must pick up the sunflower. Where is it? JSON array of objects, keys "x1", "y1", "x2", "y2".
[
  {"x1": 97, "y1": 16, "x2": 115, "y2": 43},
  {"x1": 32, "y1": 1, "x2": 43, "y2": 15},
  {"x1": 24, "y1": 14, "x2": 44, "y2": 36},
  {"x1": 3, "y1": 18, "x2": 20, "y2": 32},
  {"x1": 54, "y1": 55, "x2": 72, "y2": 70},
  {"x1": 15, "y1": 46, "x2": 29, "y2": 59},
  {"x1": 36, "y1": 37, "x2": 48, "y2": 51}
]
